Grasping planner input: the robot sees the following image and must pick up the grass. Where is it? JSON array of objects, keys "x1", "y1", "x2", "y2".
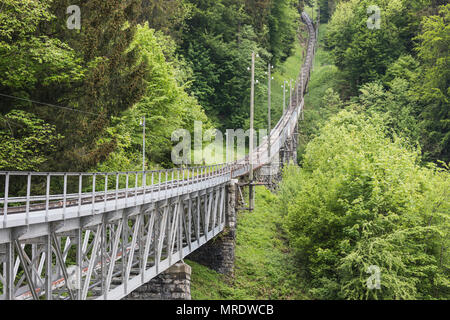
[
  {"x1": 186, "y1": 260, "x2": 235, "y2": 300},
  {"x1": 187, "y1": 187, "x2": 309, "y2": 300}
]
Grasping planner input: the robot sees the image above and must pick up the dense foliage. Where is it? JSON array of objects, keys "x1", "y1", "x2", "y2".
[
  {"x1": 178, "y1": 0, "x2": 301, "y2": 129},
  {"x1": 321, "y1": 0, "x2": 449, "y2": 162},
  {"x1": 0, "y1": 0, "x2": 146, "y2": 172},
  {"x1": 97, "y1": 25, "x2": 209, "y2": 171},
  {"x1": 0, "y1": 0, "x2": 304, "y2": 172},
  {"x1": 284, "y1": 0, "x2": 450, "y2": 300},
  {"x1": 279, "y1": 111, "x2": 449, "y2": 299}
]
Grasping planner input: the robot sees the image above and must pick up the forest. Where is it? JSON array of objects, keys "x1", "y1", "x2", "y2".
[
  {"x1": 0, "y1": 0, "x2": 302, "y2": 172},
  {"x1": 275, "y1": 0, "x2": 449, "y2": 300},
  {"x1": 0, "y1": 0, "x2": 449, "y2": 300}
]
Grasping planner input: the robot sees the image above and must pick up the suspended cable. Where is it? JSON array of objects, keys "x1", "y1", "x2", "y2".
[{"x1": 0, "y1": 93, "x2": 101, "y2": 117}]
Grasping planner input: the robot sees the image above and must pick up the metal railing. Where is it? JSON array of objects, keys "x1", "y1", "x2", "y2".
[{"x1": 0, "y1": 163, "x2": 252, "y2": 226}]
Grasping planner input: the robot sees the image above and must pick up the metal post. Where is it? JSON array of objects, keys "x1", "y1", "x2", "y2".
[
  {"x1": 63, "y1": 173, "x2": 67, "y2": 217},
  {"x1": 125, "y1": 172, "x2": 129, "y2": 205},
  {"x1": 289, "y1": 79, "x2": 292, "y2": 109},
  {"x1": 77, "y1": 174, "x2": 82, "y2": 217},
  {"x1": 76, "y1": 229, "x2": 82, "y2": 300},
  {"x1": 115, "y1": 173, "x2": 119, "y2": 210},
  {"x1": 92, "y1": 173, "x2": 96, "y2": 214},
  {"x1": 282, "y1": 81, "x2": 286, "y2": 115},
  {"x1": 46, "y1": 234, "x2": 52, "y2": 300},
  {"x1": 249, "y1": 52, "x2": 255, "y2": 211},
  {"x1": 141, "y1": 116, "x2": 146, "y2": 173},
  {"x1": 3, "y1": 172, "x2": 9, "y2": 228},
  {"x1": 26, "y1": 173, "x2": 31, "y2": 225},
  {"x1": 104, "y1": 174, "x2": 108, "y2": 210},
  {"x1": 5, "y1": 242, "x2": 13, "y2": 299},
  {"x1": 267, "y1": 63, "x2": 272, "y2": 183}
]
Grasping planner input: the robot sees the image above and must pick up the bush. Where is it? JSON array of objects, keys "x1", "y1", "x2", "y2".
[{"x1": 279, "y1": 110, "x2": 449, "y2": 299}]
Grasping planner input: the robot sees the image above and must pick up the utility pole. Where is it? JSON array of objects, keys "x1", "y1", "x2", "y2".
[
  {"x1": 282, "y1": 81, "x2": 287, "y2": 114},
  {"x1": 140, "y1": 116, "x2": 146, "y2": 172},
  {"x1": 249, "y1": 52, "x2": 255, "y2": 211},
  {"x1": 267, "y1": 63, "x2": 273, "y2": 183}
]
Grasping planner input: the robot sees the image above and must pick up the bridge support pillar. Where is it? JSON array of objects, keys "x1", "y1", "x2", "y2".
[
  {"x1": 187, "y1": 179, "x2": 237, "y2": 277},
  {"x1": 124, "y1": 262, "x2": 192, "y2": 300}
]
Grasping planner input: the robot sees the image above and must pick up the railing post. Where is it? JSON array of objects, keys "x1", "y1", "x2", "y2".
[
  {"x1": 104, "y1": 174, "x2": 108, "y2": 210},
  {"x1": 115, "y1": 173, "x2": 119, "y2": 210},
  {"x1": 63, "y1": 173, "x2": 67, "y2": 218},
  {"x1": 177, "y1": 169, "x2": 180, "y2": 196},
  {"x1": 78, "y1": 174, "x2": 82, "y2": 217},
  {"x1": 182, "y1": 167, "x2": 185, "y2": 190},
  {"x1": 166, "y1": 170, "x2": 169, "y2": 198},
  {"x1": 158, "y1": 171, "x2": 161, "y2": 200},
  {"x1": 151, "y1": 171, "x2": 154, "y2": 202},
  {"x1": 171, "y1": 169, "x2": 175, "y2": 198},
  {"x1": 3, "y1": 172, "x2": 9, "y2": 227},
  {"x1": 143, "y1": 170, "x2": 146, "y2": 204},
  {"x1": 26, "y1": 172, "x2": 31, "y2": 225},
  {"x1": 135, "y1": 172, "x2": 138, "y2": 205},
  {"x1": 92, "y1": 173, "x2": 96, "y2": 214},
  {"x1": 125, "y1": 172, "x2": 129, "y2": 205}
]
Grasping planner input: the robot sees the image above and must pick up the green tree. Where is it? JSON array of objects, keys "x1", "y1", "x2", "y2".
[
  {"x1": 355, "y1": 80, "x2": 420, "y2": 145},
  {"x1": 0, "y1": 0, "x2": 85, "y2": 91},
  {"x1": 179, "y1": 0, "x2": 299, "y2": 129},
  {"x1": 0, "y1": 0, "x2": 84, "y2": 171},
  {"x1": 279, "y1": 110, "x2": 449, "y2": 299},
  {"x1": 0, "y1": 110, "x2": 62, "y2": 171},
  {"x1": 414, "y1": 4, "x2": 450, "y2": 162},
  {"x1": 180, "y1": 0, "x2": 270, "y2": 129},
  {"x1": 325, "y1": 0, "x2": 428, "y2": 95},
  {"x1": 44, "y1": 0, "x2": 147, "y2": 172},
  {"x1": 96, "y1": 24, "x2": 209, "y2": 171},
  {"x1": 268, "y1": 0, "x2": 299, "y2": 65}
]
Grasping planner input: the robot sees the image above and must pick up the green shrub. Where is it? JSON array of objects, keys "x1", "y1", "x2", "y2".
[{"x1": 279, "y1": 110, "x2": 449, "y2": 299}]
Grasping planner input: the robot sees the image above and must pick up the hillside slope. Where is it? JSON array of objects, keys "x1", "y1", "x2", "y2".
[{"x1": 187, "y1": 187, "x2": 309, "y2": 300}]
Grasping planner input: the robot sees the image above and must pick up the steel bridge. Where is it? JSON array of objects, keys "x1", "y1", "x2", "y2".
[{"x1": 0, "y1": 12, "x2": 318, "y2": 300}]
